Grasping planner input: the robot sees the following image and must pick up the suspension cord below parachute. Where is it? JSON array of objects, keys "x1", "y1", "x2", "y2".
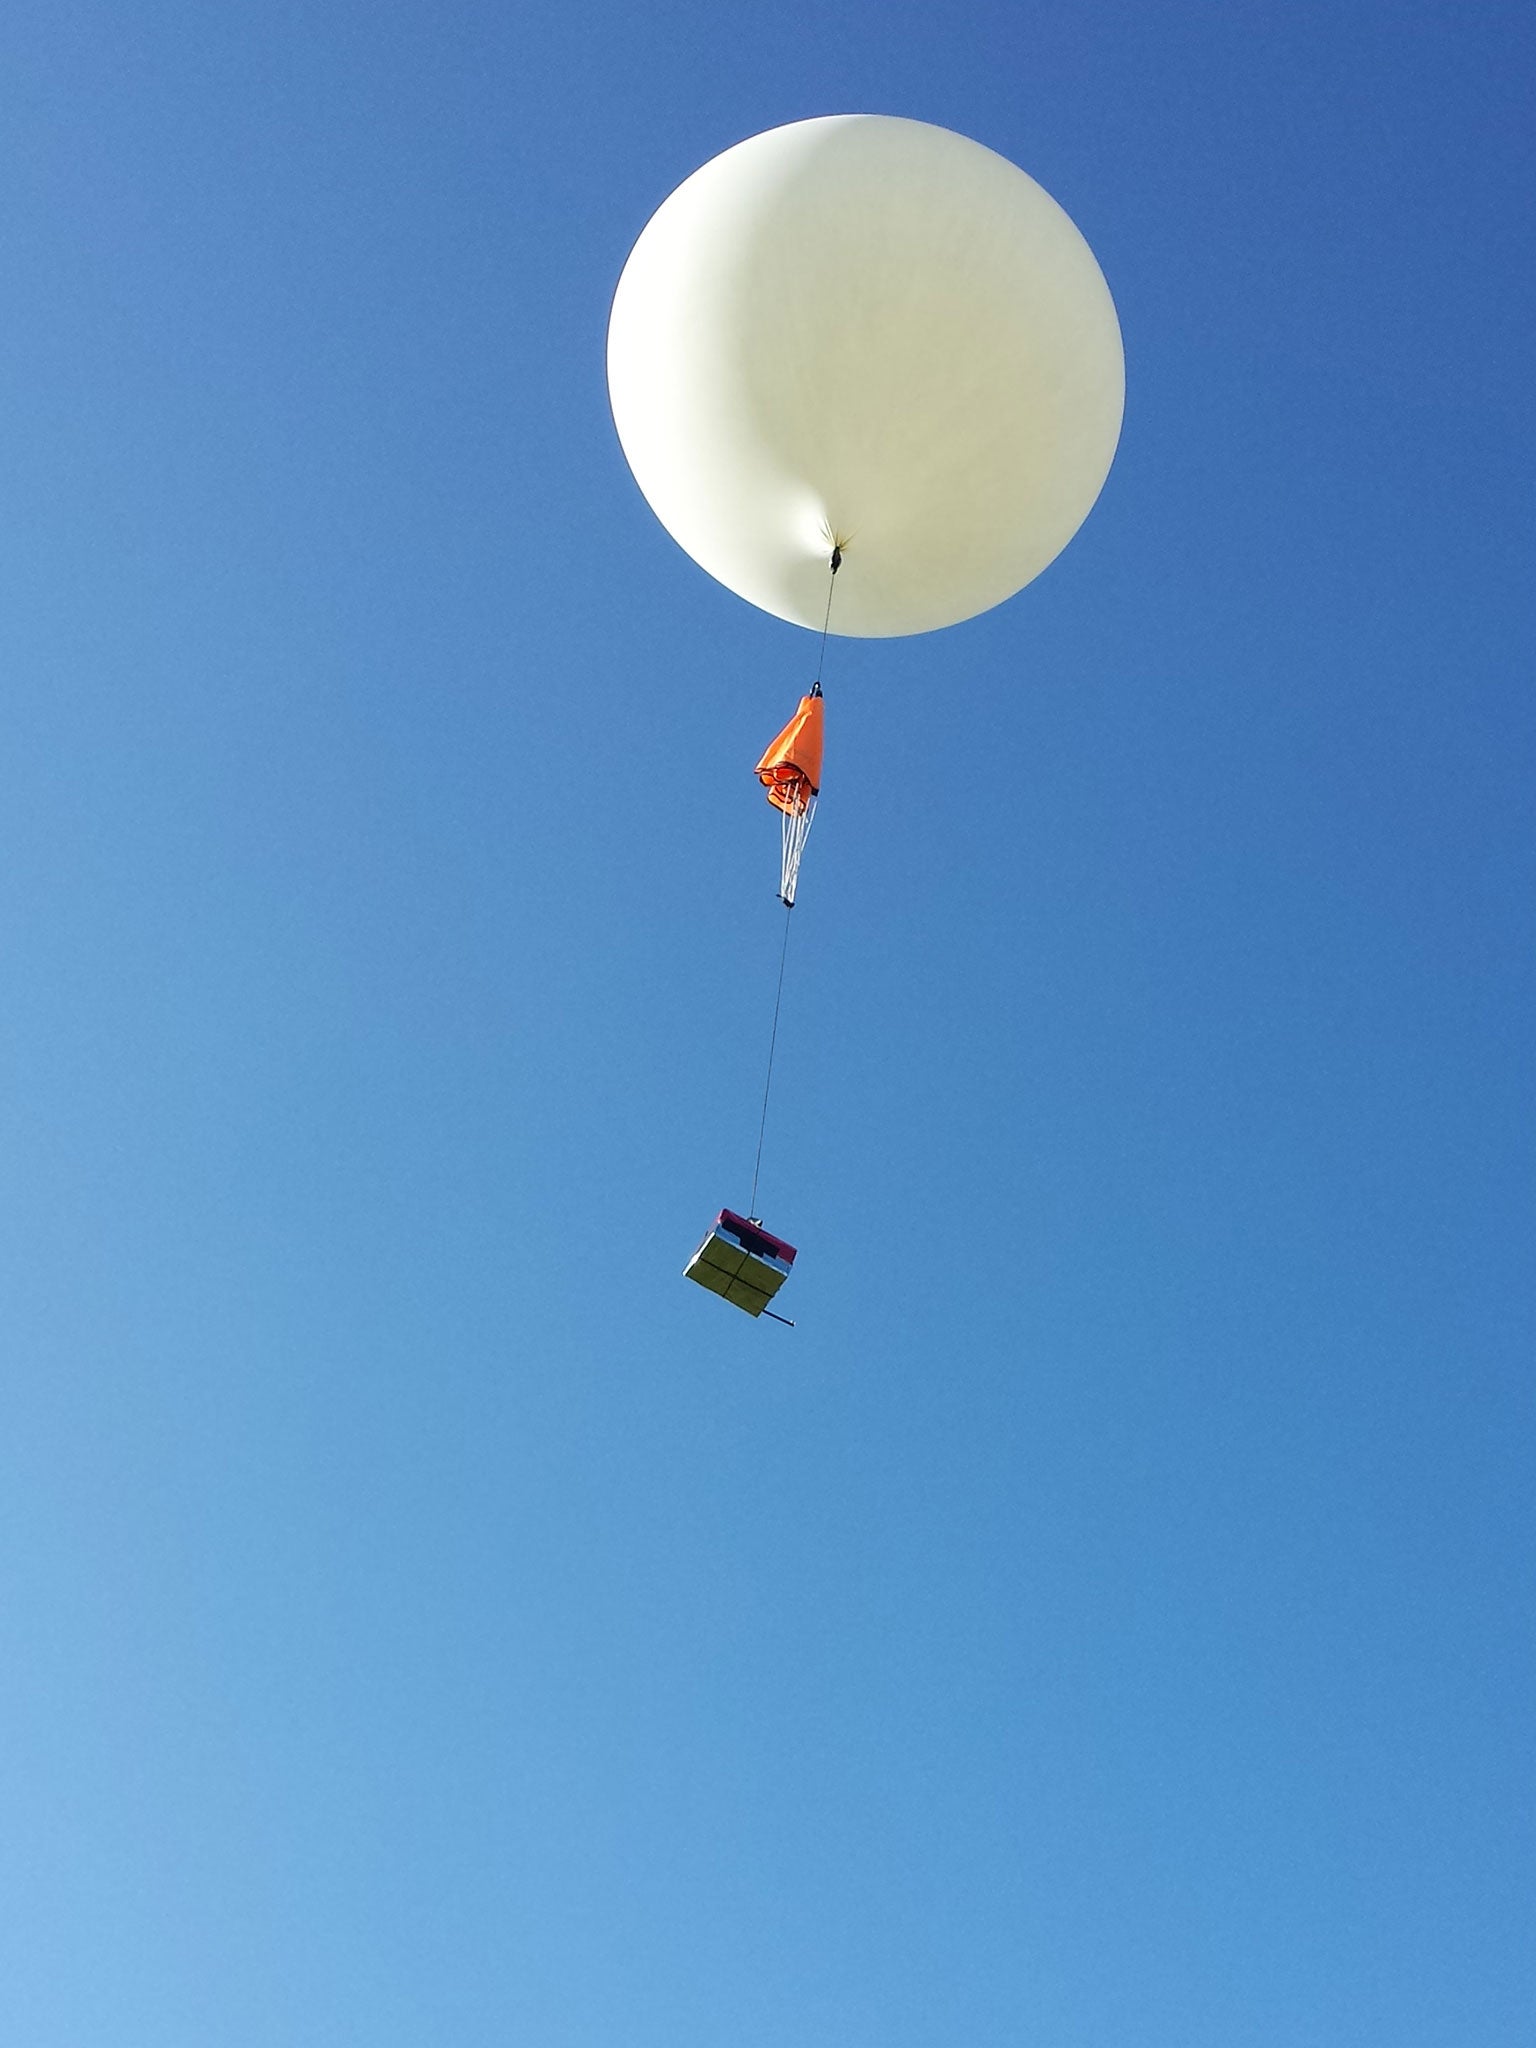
[
  {"x1": 749, "y1": 898, "x2": 793, "y2": 1219},
  {"x1": 749, "y1": 548, "x2": 839, "y2": 1218}
]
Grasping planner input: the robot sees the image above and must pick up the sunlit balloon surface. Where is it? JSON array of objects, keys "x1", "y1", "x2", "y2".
[{"x1": 608, "y1": 114, "x2": 1125, "y2": 637}]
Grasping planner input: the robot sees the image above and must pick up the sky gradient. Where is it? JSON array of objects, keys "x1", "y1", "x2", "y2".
[{"x1": 1, "y1": 2, "x2": 1532, "y2": 2043}]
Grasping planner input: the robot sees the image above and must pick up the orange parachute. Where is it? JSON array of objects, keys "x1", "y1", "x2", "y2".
[
  {"x1": 754, "y1": 690, "x2": 823, "y2": 905},
  {"x1": 755, "y1": 691, "x2": 823, "y2": 814}
]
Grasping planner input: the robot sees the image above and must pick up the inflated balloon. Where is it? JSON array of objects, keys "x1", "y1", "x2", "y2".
[{"x1": 608, "y1": 115, "x2": 1124, "y2": 639}]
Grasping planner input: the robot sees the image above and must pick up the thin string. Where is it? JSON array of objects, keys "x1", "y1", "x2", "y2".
[{"x1": 749, "y1": 899, "x2": 794, "y2": 1219}]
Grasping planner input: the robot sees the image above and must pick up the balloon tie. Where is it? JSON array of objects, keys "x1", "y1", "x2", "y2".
[{"x1": 812, "y1": 549, "x2": 840, "y2": 695}]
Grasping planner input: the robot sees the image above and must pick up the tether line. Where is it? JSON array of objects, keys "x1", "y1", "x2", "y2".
[
  {"x1": 750, "y1": 547, "x2": 839, "y2": 1217},
  {"x1": 749, "y1": 898, "x2": 794, "y2": 1219}
]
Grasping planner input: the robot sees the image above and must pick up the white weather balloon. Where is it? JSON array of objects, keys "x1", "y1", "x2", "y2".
[{"x1": 607, "y1": 115, "x2": 1125, "y2": 639}]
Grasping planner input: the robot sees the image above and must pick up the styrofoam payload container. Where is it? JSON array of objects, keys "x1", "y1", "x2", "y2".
[{"x1": 684, "y1": 1209, "x2": 797, "y2": 1317}]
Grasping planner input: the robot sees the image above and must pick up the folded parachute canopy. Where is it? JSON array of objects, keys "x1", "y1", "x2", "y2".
[
  {"x1": 755, "y1": 693, "x2": 823, "y2": 814},
  {"x1": 754, "y1": 692, "x2": 823, "y2": 905}
]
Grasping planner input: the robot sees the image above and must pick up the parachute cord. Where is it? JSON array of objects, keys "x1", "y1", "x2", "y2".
[
  {"x1": 812, "y1": 547, "x2": 841, "y2": 694},
  {"x1": 749, "y1": 899, "x2": 794, "y2": 1220}
]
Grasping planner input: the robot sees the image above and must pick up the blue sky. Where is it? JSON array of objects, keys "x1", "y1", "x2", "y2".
[{"x1": 1, "y1": 2, "x2": 1532, "y2": 2043}]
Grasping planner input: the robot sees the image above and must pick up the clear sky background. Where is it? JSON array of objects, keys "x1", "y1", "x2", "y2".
[{"x1": 1, "y1": 3, "x2": 1532, "y2": 2043}]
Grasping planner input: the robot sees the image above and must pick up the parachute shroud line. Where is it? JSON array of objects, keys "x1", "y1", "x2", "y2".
[{"x1": 776, "y1": 788, "x2": 817, "y2": 908}]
